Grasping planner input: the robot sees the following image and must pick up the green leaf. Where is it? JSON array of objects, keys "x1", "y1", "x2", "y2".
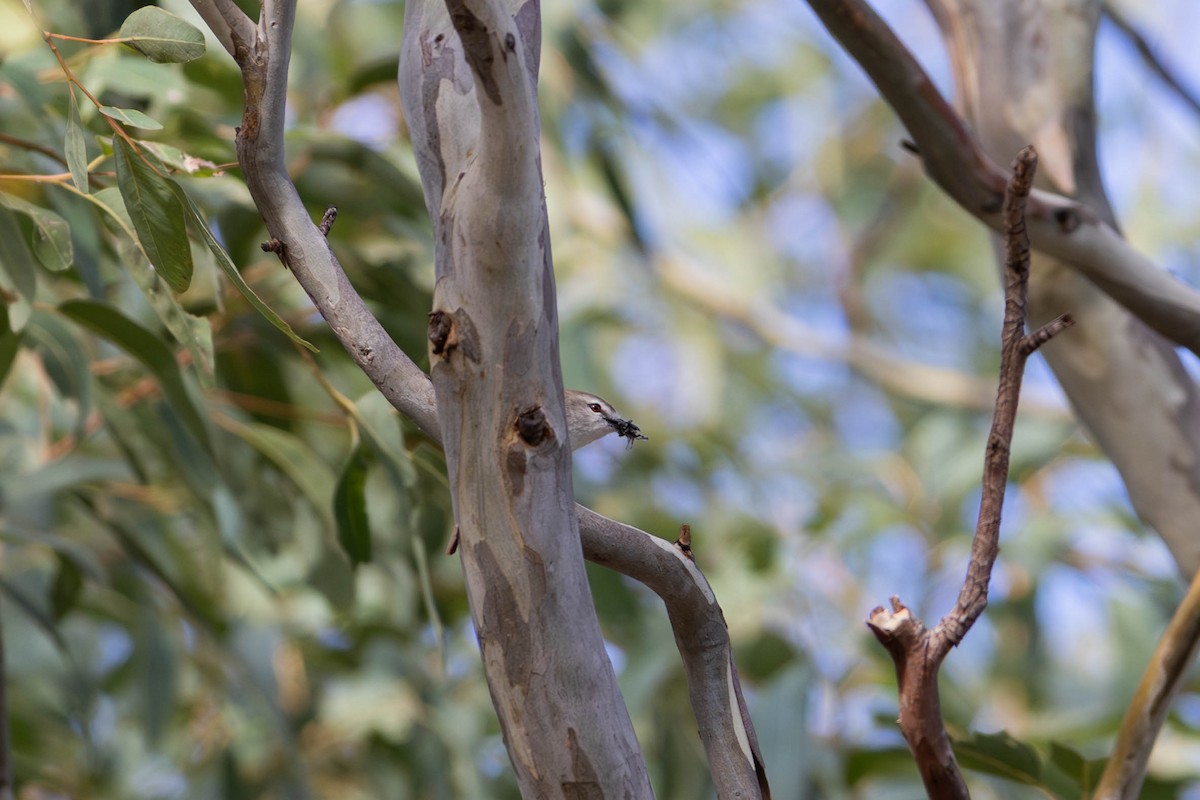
[
  {"x1": 49, "y1": 555, "x2": 83, "y2": 621},
  {"x1": 954, "y1": 730, "x2": 1043, "y2": 787},
  {"x1": 119, "y1": 6, "x2": 206, "y2": 64},
  {"x1": 0, "y1": 208, "x2": 35, "y2": 330},
  {"x1": 0, "y1": 192, "x2": 73, "y2": 271},
  {"x1": 113, "y1": 138, "x2": 193, "y2": 292},
  {"x1": 174, "y1": 188, "x2": 318, "y2": 352},
  {"x1": 58, "y1": 299, "x2": 212, "y2": 453},
  {"x1": 26, "y1": 311, "x2": 92, "y2": 431},
  {"x1": 0, "y1": 328, "x2": 21, "y2": 390},
  {"x1": 135, "y1": 606, "x2": 177, "y2": 744},
  {"x1": 335, "y1": 443, "x2": 373, "y2": 567},
  {"x1": 354, "y1": 390, "x2": 416, "y2": 487},
  {"x1": 66, "y1": 88, "x2": 89, "y2": 193},
  {"x1": 220, "y1": 418, "x2": 337, "y2": 530},
  {"x1": 91, "y1": 187, "x2": 214, "y2": 378},
  {"x1": 99, "y1": 105, "x2": 163, "y2": 130}
]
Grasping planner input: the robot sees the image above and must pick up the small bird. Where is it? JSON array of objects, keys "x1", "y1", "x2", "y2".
[
  {"x1": 445, "y1": 389, "x2": 645, "y2": 554},
  {"x1": 562, "y1": 389, "x2": 648, "y2": 449}
]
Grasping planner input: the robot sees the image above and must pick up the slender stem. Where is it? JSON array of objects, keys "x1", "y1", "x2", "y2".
[
  {"x1": 40, "y1": 32, "x2": 138, "y2": 151},
  {"x1": 45, "y1": 33, "x2": 124, "y2": 45},
  {"x1": 0, "y1": 132, "x2": 68, "y2": 166}
]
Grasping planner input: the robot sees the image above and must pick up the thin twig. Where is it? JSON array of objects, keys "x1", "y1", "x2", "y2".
[
  {"x1": 0, "y1": 132, "x2": 68, "y2": 166},
  {"x1": 866, "y1": 147, "x2": 1073, "y2": 799},
  {"x1": 188, "y1": 0, "x2": 256, "y2": 59}
]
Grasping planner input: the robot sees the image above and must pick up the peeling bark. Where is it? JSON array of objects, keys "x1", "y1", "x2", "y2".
[{"x1": 399, "y1": 1, "x2": 651, "y2": 795}]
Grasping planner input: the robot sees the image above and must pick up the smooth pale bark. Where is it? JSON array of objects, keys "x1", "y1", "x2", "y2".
[
  {"x1": 924, "y1": 0, "x2": 1200, "y2": 577},
  {"x1": 192, "y1": 0, "x2": 767, "y2": 793},
  {"x1": 399, "y1": 1, "x2": 652, "y2": 796}
]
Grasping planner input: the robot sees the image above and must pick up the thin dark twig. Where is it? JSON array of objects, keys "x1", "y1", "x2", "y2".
[
  {"x1": 0, "y1": 131, "x2": 68, "y2": 166},
  {"x1": 1103, "y1": 2, "x2": 1200, "y2": 122},
  {"x1": 866, "y1": 146, "x2": 1074, "y2": 799},
  {"x1": 934, "y1": 145, "x2": 1054, "y2": 652}
]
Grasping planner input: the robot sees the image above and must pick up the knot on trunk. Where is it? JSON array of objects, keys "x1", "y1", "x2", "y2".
[{"x1": 516, "y1": 405, "x2": 553, "y2": 447}]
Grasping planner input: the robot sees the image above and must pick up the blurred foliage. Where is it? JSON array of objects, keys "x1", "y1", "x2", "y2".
[{"x1": 0, "y1": 0, "x2": 1198, "y2": 798}]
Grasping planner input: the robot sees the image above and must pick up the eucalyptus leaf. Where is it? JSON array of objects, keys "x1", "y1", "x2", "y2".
[
  {"x1": 113, "y1": 138, "x2": 193, "y2": 293},
  {"x1": 954, "y1": 730, "x2": 1043, "y2": 787},
  {"x1": 58, "y1": 299, "x2": 212, "y2": 453},
  {"x1": 335, "y1": 443, "x2": 373, "y2": 567},
  {"x1": 119, "y1": 6, "x2": 206, "y2": 64},
  {"x1": 49, "y1": 556, "x2": 83, "y2": 621},
  {"x1": 174, "y1": 187, "x2": 317, "y2": 351},
  {"x1": 66, "y1": 89, "x2": 89, "y2": 193},
  {"x1": 0, "y1": 192, "x2": 73, "y2": 272},
  {"x1": 0, "y1": 329, "x2": 21, "y2": 390},
  {"x1": 100, "y1": 105, "x2": 164, "y2": 131},
  {"x1": 220, "y1": 418, "x2": 337, "y2": 530},
  {"x1": 0, "y1": 207, "x2": 35, "y2": 330},
  {"x1": 135, "y1": 606, "x2": 178, "y2": 744},
  {"x1": 25, "y1": 311, "x2": 92, "y2": 433}
]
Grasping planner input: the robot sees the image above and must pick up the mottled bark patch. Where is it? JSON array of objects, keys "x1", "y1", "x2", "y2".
[
  {"x1": 473, "y1": 542, "x2": 532, "y2": 688},
  {"x1": 506, "y1": 443, "x2": 526, "y2": 495},
  {"x1": 562, "y1": 728, "x2": 602, "y2": 800},
  {"x1": 448, "y1": 4, "x2": 503, "y2": 106}
]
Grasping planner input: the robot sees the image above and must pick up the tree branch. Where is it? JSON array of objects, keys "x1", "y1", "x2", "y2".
[
  {"x1": 579, "y1": 509, "x2": 771, "y2": 798},
  {"x1": 1095, "y1": 563, "x2": 1200, "y2": 799},
  {"x1": 187, "y1": 0, "x2": 766, "y2": 794},
  {"x1": 803, "y1": 0, "x2": 1200, "y2": 357},
  {"x1": 1102, "y1": 2, "x2": 1200, "y2": 123},
  {"x1": 188, "y1": 0, "x2": 255, "y2": 59},
  {"x1": 867, "y1": 147, "x2": 1072, "y2": 798}
]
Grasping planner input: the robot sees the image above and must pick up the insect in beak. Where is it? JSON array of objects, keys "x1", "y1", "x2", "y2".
[{"x1": 605, "y1": 416, "x2": 648, "y2": 448}]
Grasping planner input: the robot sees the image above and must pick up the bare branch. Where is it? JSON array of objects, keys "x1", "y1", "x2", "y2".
[
  {"x1": 867, "y1": 147, "x2": 1072, "y2": 798},
  {"x1": 1102, "y1": 2, "x2": 1200, "y2": 123},
  {"x1": 803, "y1": 0, "x2": 1200, "y2": 357},
  {"x1": 188, "y1": 0, "x2": 255, "y2": 58},
  {"x1": 658, "y1": 252, "x2": 1071, "y2": 420},
  {"x1": 1095, "y1": 565, "x2": 1200, "y2": 799},
  {"x1": 580, "y1": 509, "x2": 771, "y2": 799}
]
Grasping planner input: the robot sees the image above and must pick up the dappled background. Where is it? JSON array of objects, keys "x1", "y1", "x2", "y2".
[{"x1": 1, "y1": 0, "x2": 1199, "y2": 797}]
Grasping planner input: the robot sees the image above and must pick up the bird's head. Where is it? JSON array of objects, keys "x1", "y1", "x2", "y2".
[{"x1": 563, "y1": 390, "x2": 648, "y2": 450}]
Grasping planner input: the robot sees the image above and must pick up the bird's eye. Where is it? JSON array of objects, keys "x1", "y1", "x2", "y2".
[{"x1": 588, "y1": 403, "x2": 602, "y2": 413}]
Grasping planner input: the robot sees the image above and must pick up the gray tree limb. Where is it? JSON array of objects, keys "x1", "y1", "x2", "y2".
[
  {"x1": 805, "y1": 0, "x2": 1200, "y2": 360},
  {"x1": 188, "y1": 0, "x2": 767, "y2": 795},
  {"x1": 403, "y1": 0, "x2": 650, "y2": 793},
  {"x1": 805, "y1": 0, "x2": 1200, "y2": 577}
]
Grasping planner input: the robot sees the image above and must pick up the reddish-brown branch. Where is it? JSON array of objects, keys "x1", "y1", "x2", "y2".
[{"x1": 866, "y1": 147, "x2": 1073, "y2": 798}]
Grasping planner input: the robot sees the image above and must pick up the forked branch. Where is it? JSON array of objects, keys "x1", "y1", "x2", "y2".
[{"x1": 866, "y1": 146, "x2": 1073, "y2": 798}]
